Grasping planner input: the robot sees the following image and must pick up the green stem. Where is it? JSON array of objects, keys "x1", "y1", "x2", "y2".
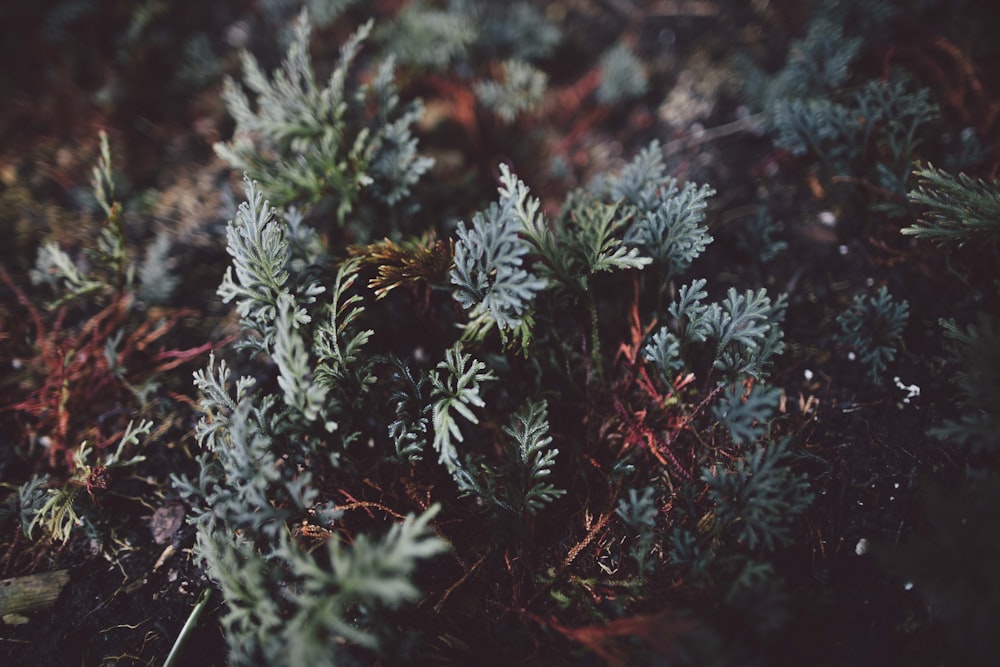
[
  {"x1": 585, "y1": 284, "x2": 602, "y2": 382},
  {"x1": 164, "y1": 588, "x2": 211, "y2": 667}
]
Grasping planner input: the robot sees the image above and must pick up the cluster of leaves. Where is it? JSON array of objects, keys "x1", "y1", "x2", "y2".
[
  {"x1": 834, "y1": 285, "x2": 909, "y2": 382},
  {"x1": 0, "y1": 133, "x2": 202, "y2": 475},
  {"x1": 644, "y1": 279, "x2": 787, "y2": 386},
  {"x1": 215, "y1": 12, "x2": 433, "y2": 233},
  {"x1": 753, "y1": 0, "x2": 941, "y2": 220},
  {"x1": 903, "y1": 164, "x2": 1000, "y2": 245},
  {"x1": 904, "y1": 165, "x2": 1000, "y2": 455},
  {"x1": 10, "y1": 421, "x2": 151, "y2": 544},
  {"x1": 173, "y1": 9, "x2": 817, "y2": 656},
  {"x1": 174, "y1": 175, "x2": 450, "y2": 662},
  {"x1": 474, "y1": 59, "x2": 548, "y2": 124},
  {"x1": 377, "y1": 0, "x2": 561, "y2": 69}
]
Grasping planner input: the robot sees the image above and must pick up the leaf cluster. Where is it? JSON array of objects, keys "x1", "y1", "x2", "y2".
[
  {"x1": 645, "y1": 279, "x2": 787, "y2": 386},
  {"x1": 904, "y1": 164, "x2": 1000, "y2": 245},
  {"x1": 215, "y1": 12, "x2": 432, "y2": 232},
  {"x1": 834, "y1": 285, "x2": 909, "y2": 382}
]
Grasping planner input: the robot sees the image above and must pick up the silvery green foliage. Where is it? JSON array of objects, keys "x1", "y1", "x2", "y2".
[
  {"x1": 278, "y1": 506, "x2": 448, "y2": 661},
  {"x1": 835, "y1": 285, "x2": 909, "y2": 382},
  {"x1": 762, "y1": 5, "x2": 938, "y2": 211},
  {"x1": 384, "y1": 356, "x2": 433, "y2": 462},
  {"x1": 735, "y1": 207, "x2": 788, "y2": 264},
  {"x1": 605, "y1": 140, "x2": 667, "y2": 208},
  {"x1": 313, "y1": 258, "x2": 374, "y2": 399},
  {"x1": 518, "y1": 173, "x2": 650, "y2": 293},
  {"x1": 709, "y1": 287, "x2": 788, "y2": 381},
  {"x1": 23, "y1": 420, "x2": 150, "y2": 543},
  {"x1": 188, "y1": 502, "x2": 446, "y2": 667},
  {"x1": 475, "y1": 59, "x2": 547, "y2": 124},
  {"x1": 645, "y1": 279, "x2": 787, "y2": 384},
  {"x1": 771, "y1": 97, "x2": 858, "y2": 161},
  {"x1": 855, "y1": 79, "x2": 938, "y2": 199},
  {"x1": 775, "y1": 77, "x2": 938, "y2": 201},
  {"x1": 30, "y1": 240, "x2": 103, "y2": 301},
  {"x1": 711, "y1": 383, "x2": 783, "y2": 446},
  {"x1": 567, "y1": 202, "x2": 651, "y2": 275},
  {"x1": 932, "y1": 316, "x2": 1000, "y2": 452},
  {"x1": 770, "y1": 17, "x2": 861, "y2": 100},
  {"x1": 604, "y1": 141, "x2": 715, "y2": 282},
  {"x1": 450, "y1": 169, "x2": 548, "y2": 334},
  {"x1": 217, "y1": 176, "x2": 323, "y2": 356},
  {"x1": 364, "y1": 56, "x2": 436, "y2": 207},
  {"x1": 904, "y1": 164, "x2": 1000, "y2": 245},
  {"x1": 30, "y1": 132, "x2": 173, "y2": 307},
  {"x1": 15, "y1": 475, "x2": 49, "y2": 537},
  {"x1": 452, "y1": 163, "x2": 653, "y2": 343},
  {"x1": 597, "y1": 43, "x2": 648, "y2": 105},
  {"x1": 502, "y1": 399, "x2": 564, "y2": 515},
  {"x1": 137, "y1": 231, "x2": 179, "y2": 304},
  {"x1": 215, "y1": 12, "x2": 431, "y2": 226},
  {"x1": 429, "y1": 345, "x2": 495, "y2": 487},
  {"x1": 283, "y1": 207, "x2": 324, "y2": 270},
  {"x1": 274, "y1": 292, "x2": 328, "y2": 422},
  {"x1": 176, "y1": 175, "x2": 446, "y2": 663},
  {"x1": 183, "y1": 391, "x2": 316, "y2": 541},
  {"x1": 625, "y1": 180, "x2": 715, "y2": 279},
  {"x1": 702, "y1": 438, "x2": 813, "y2": 551},
  {"x1": 378, "y1": 1, "x2": 476, "y2": 69},
  {"x1": 454, "y1": 0, "x2": 561, "y2": 61},
  {"x1": 643, "y1": 327, "x2": 683, "y2": 383},
  {"x1": 616, "y1": 486, "x2": 658, "y2": 577}
]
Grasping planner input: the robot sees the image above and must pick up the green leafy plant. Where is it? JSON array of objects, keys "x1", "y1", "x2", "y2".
[
  {"x1": 834, "y1": 285, "x2": 909, "y2": 382},
  {"x1": 597, "y1": 43, "x2": 648, "y2": 105},
  {"x1": 903, "y1": 164, "x2": 1000, "y2": 245},
  {"x1": 701, "y1": 437, "x2": 813, "y2": 551},
  {"x1": 215, "y1": 11, "x2": 432, "y2": 232},
  {"x1": 1, "y1": 132, "x2": 203, "y2": 469},
  {"x1": 615, "y1": 486, "x2": 658, "y2": 578},
  {"x1": 21, "y1": 420, "x2": 151, "y2": 543},
  {"x1": 475, "y1": 59, "x2": 547, "y2": 124}
]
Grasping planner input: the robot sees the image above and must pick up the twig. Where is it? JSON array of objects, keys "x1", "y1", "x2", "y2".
[{"x1": 662, "y1": 113, "x2": 767, "y2": 157}]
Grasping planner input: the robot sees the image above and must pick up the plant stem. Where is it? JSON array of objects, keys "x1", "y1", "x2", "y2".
[{"x1": 163, "y1": 588, "x2": 211, "y2": 667}]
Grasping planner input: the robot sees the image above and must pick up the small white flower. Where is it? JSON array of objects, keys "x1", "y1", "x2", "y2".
[
  {"x1": 893, "y1": 376, "x2": 921, "y2": 404},
  {"x1": 804, "y1": 369, "x2": 814, "y2": 381},
  {"x1": 855, "y1": 538, "x2": 869, "y2": 556}
]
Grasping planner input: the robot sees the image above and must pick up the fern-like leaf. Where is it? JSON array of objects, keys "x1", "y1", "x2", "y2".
[
  {"x1": 475, "y1": 59, "x2": 547, "y2": 124},
  {"x1": 711, "y1": 383, "x2": 783, "y2": 446},
  {"x1": 702, "y1": 438, "x2": 813, "y2": 551},
  {"x1": 450, "y1": 173, "x2": 547, "y2": 332},
  {"x1": 573, "y1": 203, "x2": 651, "y2": 274},
  {"x1": 429, "y1": 345, "x2": 495, "y2": 483},
  {"x1": 315, "y1": 258, "x2": 374, "y2": 390},
  {"x1": 625, "y1": 179, "x2": 715, "y2": 280},
  {"x1": 904, "y1": 164, "x2": 1000, "y2": 244},
  {"x1": 274, "y1": 292, "x2": 328, "y2": 422},
  {"x1": 503, "y1": 400, "x2": 564, "y2": 515}
]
